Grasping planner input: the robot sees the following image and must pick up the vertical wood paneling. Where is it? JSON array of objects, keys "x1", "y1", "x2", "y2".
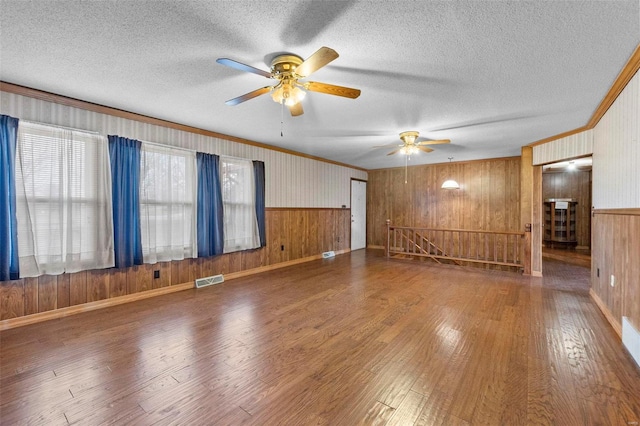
[
  {"x1": 24, "y1": 277, "x2": 38, "y2": 315},
  {"x1": 56, "y1": 274, "x2": 70, "y2": 309},
  {"x1": 69, "y1": 271, "x2": 87, "y2": 306},
  {"x1": 367, "y1": 157, "x2": 521, "y2": 248},
  {"x1": 37, "y1": 275, "x2": 57, "y2": 312},
  {"x1": 0, "y1": 280, "x2": 24, "y2": 320},
  {"x1": 591, "y1": 212, "x2": 640, "y2": 333},
  {"x1": 87, "y1": 270, "x2": 109, "y2": 302},
  {"x1": 110, "y1": 268, "x2": 128, "y2": 297},
  {"x1": 542, "y1": 170, "x2": 592, "y2": 248}
]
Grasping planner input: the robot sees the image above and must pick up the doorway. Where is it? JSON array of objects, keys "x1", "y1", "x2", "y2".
[
  {"x1": 350, "y1": 179, "x2": 367, "y2": 251},
  {"x1": 541, "y1": 156, "x2": 592, "y2": 268}
]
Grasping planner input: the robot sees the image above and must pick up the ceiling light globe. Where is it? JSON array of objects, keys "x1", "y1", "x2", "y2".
[{"x1": 441, "y1": 179, "x2": 460, "y2": 190}]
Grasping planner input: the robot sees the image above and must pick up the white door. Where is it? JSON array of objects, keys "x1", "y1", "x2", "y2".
[{"x1": 351, "y1": 179, "x2": 367, "y2": 250}]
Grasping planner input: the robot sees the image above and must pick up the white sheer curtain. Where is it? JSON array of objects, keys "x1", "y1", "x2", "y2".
[
  {"x1": 139, "y1": 143, "x2": 197, "y2": 263},
  {"x1": 220, "y1": 157, "x2": 260, "y2": 253},
  {"x1": 15, "y1": 121, "x2": 114, "y2": 277}
]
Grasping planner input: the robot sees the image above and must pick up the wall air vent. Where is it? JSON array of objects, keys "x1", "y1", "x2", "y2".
[
  {"x1": 195, "y1": 274, "x2": 224, "y2": 288},
  {"x1": 322, "y1": 251, "x2": 336, "y2": 259}
]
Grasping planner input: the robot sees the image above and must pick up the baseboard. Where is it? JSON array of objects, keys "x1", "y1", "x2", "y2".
[
  {"x1": 589, "y1": 288, "x2": 622, "y2": 338},
  {"x1": 0, "y1": 249, "x2": 351, "y2": 331},
  {"x1": 0, "y1": 282, "x2": 193, "y2": 331}
]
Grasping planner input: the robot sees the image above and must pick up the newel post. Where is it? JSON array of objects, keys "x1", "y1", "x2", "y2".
[
  {"x1": 523, "y1": 223, "x2": 532, "y2": 275},
  {"x1": 386, "y1": 219, "x2": 391, "y2": 258}
]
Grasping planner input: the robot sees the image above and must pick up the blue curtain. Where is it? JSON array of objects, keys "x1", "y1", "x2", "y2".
[
  {"x1": 0, "y1": 115, "x2": 20, "y2": 280},
  {"x1": 253, "y1": 160, "x2": 266, "y2": 247},
  {"x1": 196, "y1": 152, "x2": 224, "y2": 257},
  {"x1": 108, "y1": 135, "x2": 143, "y2": 268}
]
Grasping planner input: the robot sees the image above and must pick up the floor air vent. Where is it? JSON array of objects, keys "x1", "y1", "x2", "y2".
[
  {"x1": 322, "y1": 251, "x2": 336, "y2": 259},
  {"x1": 195, "y1": 274, "x2": 224, "y2": 288}
]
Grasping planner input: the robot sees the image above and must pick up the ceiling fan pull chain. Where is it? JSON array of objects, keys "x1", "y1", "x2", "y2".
[{"x1": 280, "y1": 100, "x2": 284, "y2": 137}]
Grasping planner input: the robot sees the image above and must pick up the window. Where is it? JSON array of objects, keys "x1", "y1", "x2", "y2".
[
  {"x1": 140, "y1": 143, "x2": 197, "y2": 263},
  {"x1": 220, "y1": 157, "x2": 259, "y2": 252},
  {"x1": 15, "y1": 121, "x2": 114, "y2": 276}
]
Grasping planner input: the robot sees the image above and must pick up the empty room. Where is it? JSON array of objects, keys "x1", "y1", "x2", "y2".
[{"x1": 1, "y1": 1, "x2": 640, "y2": 425}]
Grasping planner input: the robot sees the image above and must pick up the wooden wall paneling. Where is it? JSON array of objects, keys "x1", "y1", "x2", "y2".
[
  {"x1": 267, "y1": 210, "x2": 289, "y2": 265},
  {"x1": 308, "y1": 209, "x2": 321, "y2": 254},
  {"x1": 591, "y1": 212, "x2": 640, "y2": 333},
  {"x1": 24, "y1": 277, "x2": 38, "y2": 315},
  {"x1": 320, "y1": 209, "x2": 334, "y2": 253},
  {"x1": 110, "y1": 268, "x2": 128, "y2": 297},
  {"x1": 623, "y1": 215, "x2": 640, "y2": 332},
  {"x1": 69, "y1": 271, "x2": 87, "y2": 306},
  {"x1": 0, "y1": 280, "x2": 24, "y2": 319},
  {"x1": 155, "y1": 261, "x2": 172, "y2": 288},
  {"x1": 87, "y1": 270, "x2": 109, "y2": 302},
  {"x1": 366, "y1": 157, "x2": 522, "y2": 249},
  {"x1": 340, "y1": 209, "x2": 350, "y2": 251},
  {"x1": 290, "y1": 210, "x2": 307, "y2": 259},
  {"x1": 227, "y1": 251, "x2": 244, "y2": 274},
  {"x1": 170, "y1": 259, "x2": 192, "y2": 286},
  {"x1": 37, "y1": 275, "x2": 57, "y2": 312},
  {"x1": 216, "y1": 254, "x2": 231, "y2": 275},
  {"x1": 57, "y1": 274, "x2": 70, "y2": 309},
  {"x1": 240, "y1": 248, "x2": 264, "y2": 271}
]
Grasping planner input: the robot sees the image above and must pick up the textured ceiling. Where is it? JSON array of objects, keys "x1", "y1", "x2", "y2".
[{"x1": 1, "y1": 1, "x2": 638, "y2": 170}]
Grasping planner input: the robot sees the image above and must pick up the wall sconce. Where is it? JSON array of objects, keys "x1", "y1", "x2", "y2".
[{"x1": 441, "y1": 157, "x2": 460, "y2": 189}]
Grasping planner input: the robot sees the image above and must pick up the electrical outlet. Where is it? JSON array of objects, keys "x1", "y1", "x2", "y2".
[
  {"x1": 154, "y1": 270, "x2": 160, "y2": 279},
  {"x1": 610, "y1": 275, "x2": 615, "y2": 287}
]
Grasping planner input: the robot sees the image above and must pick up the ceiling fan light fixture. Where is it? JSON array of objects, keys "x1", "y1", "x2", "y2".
[{"x1": 271, "y1": 82, "x2": 306, "y2": 106}]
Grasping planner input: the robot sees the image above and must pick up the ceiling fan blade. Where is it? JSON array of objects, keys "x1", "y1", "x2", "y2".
[
  {"x1": 216, "y1": 58, "x2": 273, "y2": 79},
  {"x1": 417, "y1": 139, "x2": 451, "y2": 145},
  {"x1": 295, "y1": 46, "x2": 339, "y2": 77},
  {"x1": 288, "y1": 102, "x2": 304, "y2": 116},
  {"x1": 224, "y1": 86, "x2": 272, "y2": 106},
  {"x1": 305, "y1": 81, "x2": 361, "y2": 99},
  {"x1": 418, "y1": 146, "x2": 434, "y2": 153},
  {"x1": 387, "y1": 148, "x2": 401, "y2": 156}
]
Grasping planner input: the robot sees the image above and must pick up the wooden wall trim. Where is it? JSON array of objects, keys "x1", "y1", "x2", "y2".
[
  {"x1": 528, "y1": 43, "x2": 640, "y2": 147},
  {"x1": 0, "y1": 81, "x2": 367, "y2": 173},
  {"x1": 0, "y1": 282, "x2": 193, "y2": 331},
  {"x1": 587, "y1": 44, "x2": 640, "y2": 128},
  {"x1": 593, "y1": 208, "x2": 640, "y2": 216},
  {"x1": 0, "y1": 249, "x2": 350, "y2": 330},
  {"x1": 528, "y1": 126, "x2": 590, "y2": 147},
  {"x1": 590, "y1": 288, "x2": 622, "y2": 338}
]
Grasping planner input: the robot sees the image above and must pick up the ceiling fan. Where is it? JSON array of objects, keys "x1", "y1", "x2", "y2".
[
  {"x1": 216, "y1": 46, "x2": 361, "y2": 116},
  {"x1": 386, "y1": 131, "x2": 451, "y2": 155}
]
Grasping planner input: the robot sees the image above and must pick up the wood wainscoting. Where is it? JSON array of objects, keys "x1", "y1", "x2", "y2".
[
  {"x1": 0, "y1": 208, "x2": 350, "y2": 325},
  {"x1": 367, "y1": 157, "x2": 522, "y2": 249},
  {"x1": 591, "y1": 209, "x2": 640, "y2": 336}
]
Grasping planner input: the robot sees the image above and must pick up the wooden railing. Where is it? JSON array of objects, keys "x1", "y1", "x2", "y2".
[{"x1": 385, "y1": 220, "x2": 531, "y2": 273}]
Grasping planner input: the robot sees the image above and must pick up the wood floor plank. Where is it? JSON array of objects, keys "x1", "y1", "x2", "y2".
[{"x1": 1, "y1": 252, "x2": 640, "y2": 425}]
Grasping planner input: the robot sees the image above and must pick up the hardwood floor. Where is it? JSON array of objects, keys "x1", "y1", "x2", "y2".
[{"x1": 1, "y1": 250, "x2": 639, "y2": 425}]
